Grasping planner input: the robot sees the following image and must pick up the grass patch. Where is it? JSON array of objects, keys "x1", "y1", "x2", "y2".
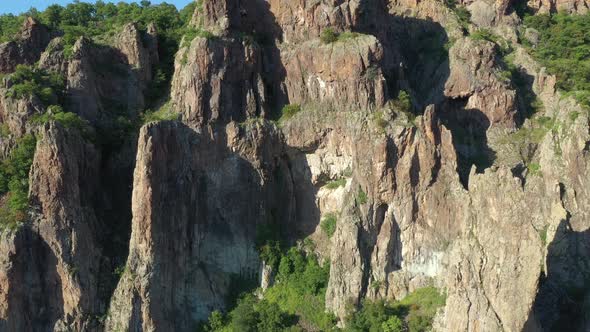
[
  {"x1": 181, "y1": 27, "x2": 216, "y2": 48},
  {"x1": 527, "y1": 162, "x2": 541, "y2": 176},
  {"x1": 0, "y1": 123, "x2": 10, "y2": 138},
  {"x1": 321, "y1": 213, "x2": 337, "y2": 238},
  {"x1": 320, "y1": 27, "x2": 338, "y2": 44},
  {"x1": 320, "y1": 29, "x2": 363, "y2": 44},
  {"x1": 357, "y1": 187, "x2": 368, "y2": 205},
  {"x1": 325, "y1": 178, "x2": 346, "y2": 190},
  {"x1": 278, "y1": 104, "x2": 302, "y2": 124},
  {"x1": 539, "y1": 225, "x2": 549, "y2": 245},
  {"x1": 141, "y1": 103, "x2": 179, "y2": 124},
  {"x1": 470, "y1": 28, "x2": 499, "y2": 43}
]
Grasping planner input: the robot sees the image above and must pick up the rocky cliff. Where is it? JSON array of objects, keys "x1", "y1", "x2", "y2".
[{"x1": 0, "y1": 0, "x2": 589, "y2": 331}]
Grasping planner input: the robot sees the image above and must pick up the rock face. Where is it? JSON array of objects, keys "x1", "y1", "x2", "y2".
[
  {"x1": 445, "y1": 37, "x2": 519, "y2": 129},
  {"x1": 116, "y1": 23, "x2": 159, "y2": 88},
  {"x1": 529, "y1": 0, "x2": 590, "y2": 13},
  {"x1": 106, "y1": 120, "x2": 293, "y2": 331},
  {"x1": 0, "y1": 123, "x2": 103, "y2": 331},
  {"x1": 171, "y1": 37, "x2": 269, "y2": 126},
  {"x1": 1, "y1": 1, "x2": 590, "y2": 332},
  {"x1": 281, "y1": 35, "x2": 387, "y2": 111},
  {"x1": 0, "y1": 18, "x2": 51, "y2": 73}
]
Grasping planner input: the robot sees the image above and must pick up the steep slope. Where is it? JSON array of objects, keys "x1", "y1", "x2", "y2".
[{"x1": 0, "y1": 0, "x2": 589, "y2": 331}]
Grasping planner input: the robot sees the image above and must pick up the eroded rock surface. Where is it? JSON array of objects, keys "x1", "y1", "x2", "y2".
[{"x1": 0, "y1": 1, "x2": 589, "y2": 331}]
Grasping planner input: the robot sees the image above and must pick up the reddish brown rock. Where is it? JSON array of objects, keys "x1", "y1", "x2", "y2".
[
  {"x1": 0, "y1": 17, "x2": 51, "y2": 73},
  {"x1": 528, "y1": 0, "x2": 589, "y2": 13}
]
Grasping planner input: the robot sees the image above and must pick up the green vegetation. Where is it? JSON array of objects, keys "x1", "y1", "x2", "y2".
[
  {"x1": 204, "y1": 248, "x2": 336, "y2": 331},
  {"x1": 391, "y1": 90, "x2": 412, "y2": 114},
  {"x1": 33, "y1": 108, "x2": 94, "y2": 140},
  {"x1": 539, "y1": 225, "x2": 549, "y2": 245},
  {"x1": 321, "y1": 213, "x2": 337, "y2": 238},
  {"x1": 320, "y1": 28, "x2": 339, "y2": 44},
  {"x1": 278, "y1": 104, "x2": 302, "y2": 124},
  {"x1": 445, "y1": 0, "x2": 471, "y2": 32},
  {"x1": 0, "y1": 1, "x2": 197, "y2": 104},
  {"x1": 527, "y1": 162, "x2": 541, "y2": 176},
  {"x1": 470, "y1": 28, "x2": 499, "y2": 43},
  {"x1": 325, "y1": 178, "x2": 346, "y2": 190},
  {"x1": 141, "y1": 103, "x2": 179, "y2": 123},
  {"x1": 6, "y1": 65, "x2": 64, "y2": 106},
  {"x1": 320, "y1": 29, "x2": 362, "y2": 44},
  {"x1": 181, "y1": 27, "x2": 216, "y2": 47},
  {"x1": 0, "y1": 135, "x2": 37, "y2": 229},
  {"x1": 524, "y1": 13, "x2": 590, "y2": 107},
  {"x1": 0, "y1": 124, "x2": 10, "y2": 138},
  {"x1": 345, "y1": 287, "x2": 446, "y2": 332},
  {"x1": 0, "y1": 14, "x2": 26, "y2": 43},
  {"x1": 357, "y1": 187, "x2": 368, "y2": 205},
  {"x1": 373, "y1": 111, "x2": 388, "y2": 132}
]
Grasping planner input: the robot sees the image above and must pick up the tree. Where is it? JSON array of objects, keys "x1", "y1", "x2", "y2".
[{"x1": 40, "y1": 5, "x2": 62, "y2": 28}]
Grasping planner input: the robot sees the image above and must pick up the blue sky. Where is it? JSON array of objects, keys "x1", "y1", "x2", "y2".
[{"x1": 0, "y1": 1, "x2": 194, "y2": 15}]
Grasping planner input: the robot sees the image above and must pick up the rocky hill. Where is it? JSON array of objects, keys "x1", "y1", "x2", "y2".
[{"x1": 0, "y1": 0, "x2": 589, "y2": 331}]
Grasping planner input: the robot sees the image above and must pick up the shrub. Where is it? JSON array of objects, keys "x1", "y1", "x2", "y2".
[
  {"x1": 141, "y1": 103, "x2": 179, "y2": 123},
  {"x1": 357, "y1": 187, "x2": 368, "y2": 205},
  {"x1": 181, "y1": 27, "x2": 216, "y2": 47},
  {"x1": 382, "y1": 316, "x2": 404, "y2": 332},
  {"x1": 0, "y1": 123, "x2": 10, "y2": 138},
  {"x1": 391, "y1": 90, "x2": 412, "y2": 113},
  {"x1": 6, "y1": 65, "x2": 65, "y2": 106},
  {"x1": 373, "y1": 111, "x2": 388, "y2": 132},
  {"x1": 321, "y1": 213, "x2": 337, "y2": 238},
  {"x1": 278, "y1": 104, "x2": 301, "y2": 124},
  {"x1": 470, "y1": 28, "x2": 499, "y2": 43},
  {"x1": 325, "y1": 178, "x2": 346, "y2": 189},
  {"x1": 320, "y1": 28, "x2": 338, "y2": 44}
]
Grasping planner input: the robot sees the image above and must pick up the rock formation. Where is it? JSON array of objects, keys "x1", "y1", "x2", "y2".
[
  {"x1": 0, "y1": 17, "x2": 51, "y2": 73},
  {"x1": 0, "y1": 0, "x2": 589, "y2": 331}
]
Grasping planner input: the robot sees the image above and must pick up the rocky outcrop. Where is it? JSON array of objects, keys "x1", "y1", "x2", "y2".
[
  {"x1": 171, "y1": 36, "x2": 270, "y2": 127},
  {"x1": 445, "y1": 37, "x2": 519, "y2": 129},
  {"x1": 0, "y1": 17, "x2": 51, "y2": 73},
  {"x1": 528, "y1": 0, "x2": 590, "y2": 13},
  {"x1": 116, "y1": 23, "x2": 159, "y2": 87},
  {"x1": 281, "y1": 34, "x2": 387, "y2": 111},
  {"x1": 67, "y1": 37, "x2": 143, "y2": 123},
  {"x1": 2, "y1": 1, "x2": 590, "y2": 331},
  {"x1": 267, "y1": 0, "x2": 360, "y2": 43},
  {"x1": 0, "y1": 123, "x2": 103, "y2": 331},
  {"x1": 106, "y1": 120, "x2": 294, "y2": 330},
  {"x1": 28, "y1": 122, "x2": 103, "y2": 331}
]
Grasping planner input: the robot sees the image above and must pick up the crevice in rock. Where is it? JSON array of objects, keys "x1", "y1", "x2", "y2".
[{"x1": 440, "y1": 97, "x2": 496, "y2": 189}]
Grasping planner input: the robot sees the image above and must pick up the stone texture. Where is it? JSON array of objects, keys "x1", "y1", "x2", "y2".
[
  {"x1": 281, "y1": 34, "x2": 387, "y2": 111},
  {"x1": 105, "y1": 120, "x2": 294, "y2": 331},
  {"x1": 0, "y1": 1, "x2": 590, "y2": 331},
  {"x1": 0, "y1": 17, "x2": 51, "y2": 73},
  {"x1": 528, "y1": 0, "x2": 590, "y2": 13}
]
